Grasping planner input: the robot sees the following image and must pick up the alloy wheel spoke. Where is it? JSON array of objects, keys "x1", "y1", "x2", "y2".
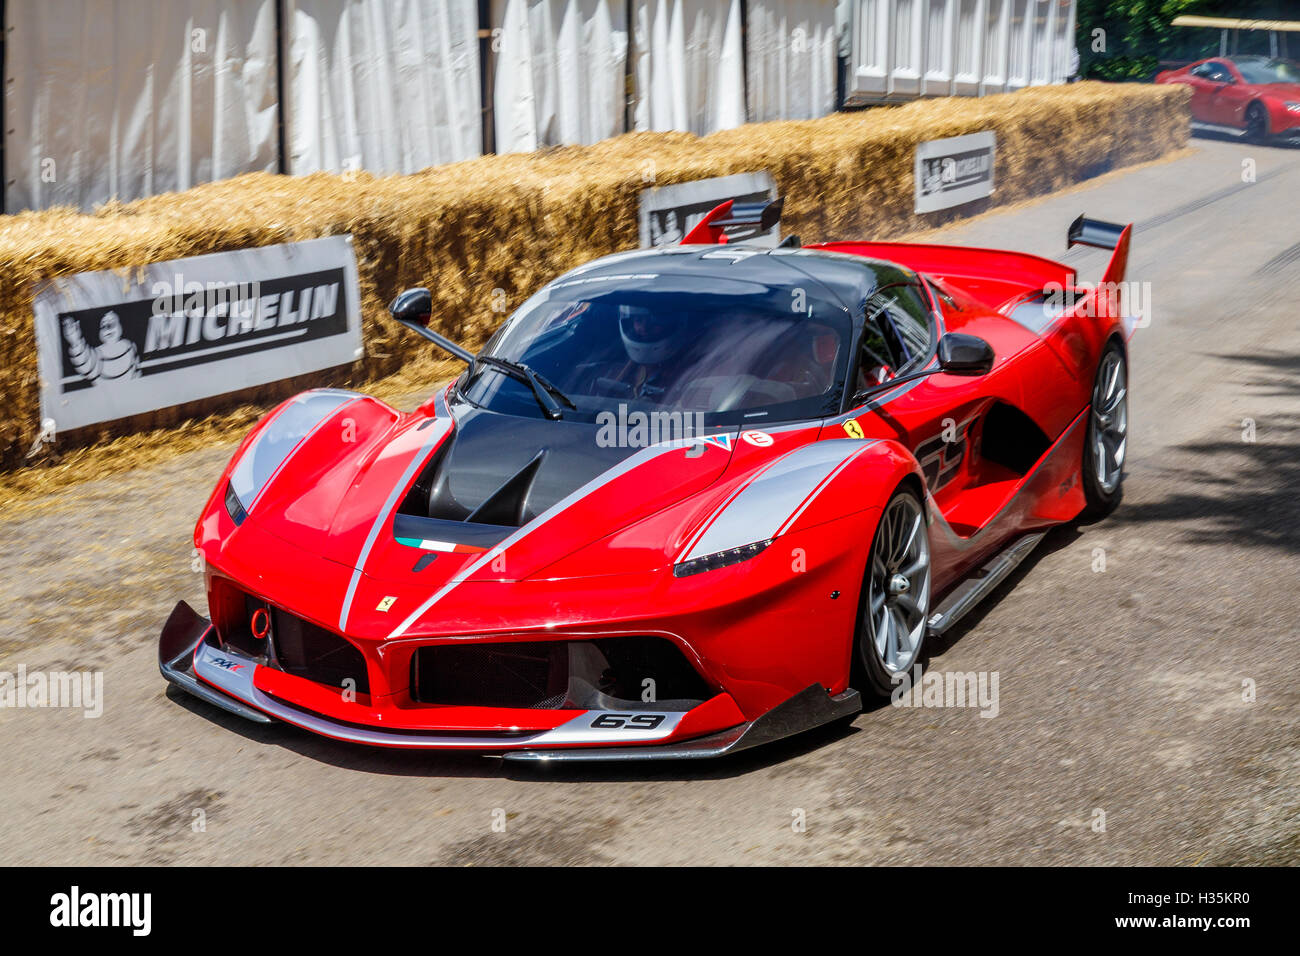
[
  {"x1": 891, "y1": 608, "x2": 911, "y2": 655},
  {"x1": 900, "y1": 514, "x2": 921, "y2": 562},
  {"x1": 900, "y1": 553, "x2": 928, "y2": 577},
  {"x1": 888, "y1": 506, "x2": 906, "y2": 563},
  {"x1": 896, "y1": 592, "x2": 919, "y2": 619}
]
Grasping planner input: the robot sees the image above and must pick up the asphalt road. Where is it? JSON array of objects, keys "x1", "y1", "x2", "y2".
[{"x1": 2, "y1": 135, "x2": 1297, "y2": 865}]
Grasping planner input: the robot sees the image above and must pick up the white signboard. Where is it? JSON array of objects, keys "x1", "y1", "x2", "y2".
[
  {"x1": 639, "y1": 172, "x2": 779, "y2": 247},
  {"x1": 914, "y1": 131, "x2": 996, "y2": 214},
  {"x1": 35, "y1": 236, "x2": 364, "y2": 432}
]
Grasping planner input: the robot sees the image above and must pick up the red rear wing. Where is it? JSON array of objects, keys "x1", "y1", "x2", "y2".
[
  {"x1": 810, "y1": 215, "x2": 1132, "y2": 315},
  {"x1": 680, "y1": 199, "x2": 1133, "y2": 325},
  {"x1": 1069, "y1": 215, "x2": 1132, "y2": 289},
  {"x1": 808, "y1": 240, "x2": 1077, "y2": 312},
  {"x1": 681, "y1": 197, "x2": 785, "y2": 245}
]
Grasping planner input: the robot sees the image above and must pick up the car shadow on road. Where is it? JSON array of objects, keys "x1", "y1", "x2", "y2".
[
  {"x1": 164, "y1": 684, "x2": 500, "y2": 779},
  {"x1": 1108, "y1": 350, "x2": 1300, "y2": 555},
  {"x1": 920, "y1": 522, "x2": 1084, "y2": 663},
  {"x1": 165, "y1": 680, "x2": 861, "y2": 782},
  {"x1": 1191, "y1": 128, "x2": 1300, "y2": 151}
]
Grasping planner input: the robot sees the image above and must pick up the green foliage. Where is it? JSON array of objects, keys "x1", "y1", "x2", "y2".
[{"x1": 1076, "y1": 0, "x2": 1298, "y2": 81}]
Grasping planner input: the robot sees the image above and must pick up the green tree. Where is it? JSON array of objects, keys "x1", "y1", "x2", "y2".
[{"x1": 1077, "y1": 0, "x2": 1297, "y2": 81}]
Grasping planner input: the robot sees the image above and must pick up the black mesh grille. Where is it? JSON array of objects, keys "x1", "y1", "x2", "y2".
[
  {"x1": 219, "y1": 589, "x2": 370, "y2": 695},
  {"x1": 411, "y1": 637, "x2": 711, "y2": 709},
  {"x1": 269, "y1": 608, "x2": 370, "y2": 695},
  {"x1": 413, "y1": 643, "x2": 567, "y2": 709}
]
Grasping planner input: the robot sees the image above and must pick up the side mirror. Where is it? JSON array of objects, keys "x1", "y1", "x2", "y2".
[
  {"x1": 389, "y1": 287, "x2": 432, "y2": 327},
  {"x1": 387, "y1": 287, "x2": 475, "y2": 364},
  {"x1": 938, "y1": 332, "x2": 994, "y2": 376}
]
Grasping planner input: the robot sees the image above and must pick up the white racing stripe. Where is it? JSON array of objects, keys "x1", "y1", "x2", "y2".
[
  {"x1": 338, "y1": 418, "x2": 453, "y2": 631},
  {"x1": 775, "y1": 440, "x2": 877, "y2": 536}
]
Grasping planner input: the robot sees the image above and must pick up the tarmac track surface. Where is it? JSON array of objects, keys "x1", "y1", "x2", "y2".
[{"x1": 1, "y1": 136, "x2": 1297, "y2": 865}]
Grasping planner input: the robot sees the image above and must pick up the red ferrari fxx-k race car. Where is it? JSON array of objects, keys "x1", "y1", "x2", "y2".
[
  {"x1": 159, "y1": 200, "x2": 1135, "y2": 761},
  {"x1": 1156, "y1": 55, "x2": 1300, "y2": 142}
]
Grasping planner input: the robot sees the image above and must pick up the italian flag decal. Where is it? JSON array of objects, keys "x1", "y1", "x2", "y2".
[{"x1": 394, "y1": 536, "x2": 487, "y2": 554}]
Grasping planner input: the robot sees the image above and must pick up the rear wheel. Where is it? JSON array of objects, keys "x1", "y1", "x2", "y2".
[
  {"x1": 1245, "y1": 102, "x2": 1269, "y2": 143},
  {"x1": 1081, "y1": 341, "x2": 1128, "y2": 517},
  {"x1": 855, "y1": 488, "x2": 931, "y2": 698}
]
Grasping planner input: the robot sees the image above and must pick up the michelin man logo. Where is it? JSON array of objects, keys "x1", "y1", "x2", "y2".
[
  {"x1": 62, "y1": 311, "x2": 140, "y2": 384},
  {"x1": 650, "y1": 210, "x2": 683, "y2": 246},
  {"x1": 921, "y1": 159, "x2": 947, "y2": 196}
]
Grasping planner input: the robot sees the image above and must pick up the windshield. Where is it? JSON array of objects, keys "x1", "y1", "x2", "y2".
[
  {"x1": 461, "y1": 272, "x2": 852, "y2": 426},
  {"x1": 1234, "y1": 58, "x2": 1300, "y2": 85}
]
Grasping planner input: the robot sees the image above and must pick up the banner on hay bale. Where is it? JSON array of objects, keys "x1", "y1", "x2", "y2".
[
  {"x1": 914, "y1": 131, "x2": 996, "y2": 214},
  {"x1": 34, "y1": 236, "x2": 364, "y2": 433},
  {"x1": 639, "y1": 171, "x2": 779, "y2": 248}
]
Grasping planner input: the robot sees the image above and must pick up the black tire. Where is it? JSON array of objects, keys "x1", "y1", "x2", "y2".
[
  {"x1": 1081, "y1": 340, "x2": 1128, "y2": 518},
  {"x1": 853, "y1": 487, "x2": 931, "y2": 699},
  {"x1": 1245, "y1": 102, "x2": 1269, "y2": 144}
]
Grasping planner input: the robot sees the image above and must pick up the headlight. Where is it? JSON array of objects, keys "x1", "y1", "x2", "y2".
[
  {"x1": 673, "y1": 539, "x2": 772, "y2": 577},
  {"x1": 1286, "y1": 102, "x2": 1300, "y2": 113},
  {"x1": 225, "y1": 390, "x2": 354, "y2": 519},
  {"x1": 224, "y1": 481, "x2": 248, "y2": 525}
]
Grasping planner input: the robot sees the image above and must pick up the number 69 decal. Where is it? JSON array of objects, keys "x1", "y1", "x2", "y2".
[
  {"x1": 540, "y1": 709, "x2": 683, "y2": 744},
  {"x1": 589, "y1": 713, "x2": 666, "y2": 730}
]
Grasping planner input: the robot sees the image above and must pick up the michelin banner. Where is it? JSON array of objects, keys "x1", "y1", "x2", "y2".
[
  {"x1": 914, "y1": 131, "x2": 996, "y2": 214},
  {"x1": 35, "y1": 236, "x2": 364, "y2": 432}
]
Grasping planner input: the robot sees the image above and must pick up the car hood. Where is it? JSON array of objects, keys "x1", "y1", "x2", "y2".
[{"x1": 237, "y1": 392, "x2": 763, "y2": 589}]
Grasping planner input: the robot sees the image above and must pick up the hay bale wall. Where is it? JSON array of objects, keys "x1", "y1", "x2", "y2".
[{"x1": 0, "y1": 81, "x2": 1188, "y2": 468}]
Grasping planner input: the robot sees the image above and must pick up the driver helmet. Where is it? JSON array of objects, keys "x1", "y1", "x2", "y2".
[{"x1": 618, "y1": 304, "x2": 681, "y2": 365}]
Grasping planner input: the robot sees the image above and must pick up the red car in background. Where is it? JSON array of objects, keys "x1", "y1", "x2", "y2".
[{"x1": 1156, "y1": 55, "x2": 1300, "y2": 142}]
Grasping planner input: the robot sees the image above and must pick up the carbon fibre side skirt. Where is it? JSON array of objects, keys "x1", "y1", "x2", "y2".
[{"x1": 925, "y1": 531, "x2": 1047, "y2": 637}]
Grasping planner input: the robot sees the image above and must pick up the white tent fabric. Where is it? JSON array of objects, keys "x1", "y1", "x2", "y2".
[
  {"x1": 631, "y1": 0, "x2": 745, "y2": 136},
  {"x1": 746, "y1": 0, "x2": 838, "y2": 122},
  {"x1": 492, "y1": 0, "x2": 628, "y2": 154},
  {"x1": 5, "y1": 0, "x2": 280, "y2": 213},
  {"x1": 283, "y1": 0, "x2": 482, "y2": 175}
]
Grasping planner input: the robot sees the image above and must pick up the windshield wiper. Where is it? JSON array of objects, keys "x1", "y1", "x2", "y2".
[
  {"x1": 475, "y1": 356, "x2": 577, "y2": 420},
  {"x1": 849, "y1": 363, "x2": 939, "y2": 406}
]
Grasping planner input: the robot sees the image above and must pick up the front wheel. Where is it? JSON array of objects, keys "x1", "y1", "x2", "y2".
[
  {"x1": 855, "y1": 488, "x2": 931, "y2": 698},
  {"x1": 1245, "y1": 102, "x2": 1269, "y2": 144},
  {"x1": 1081, "y1": 341, "x2": 1128, "y2": 518}
]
